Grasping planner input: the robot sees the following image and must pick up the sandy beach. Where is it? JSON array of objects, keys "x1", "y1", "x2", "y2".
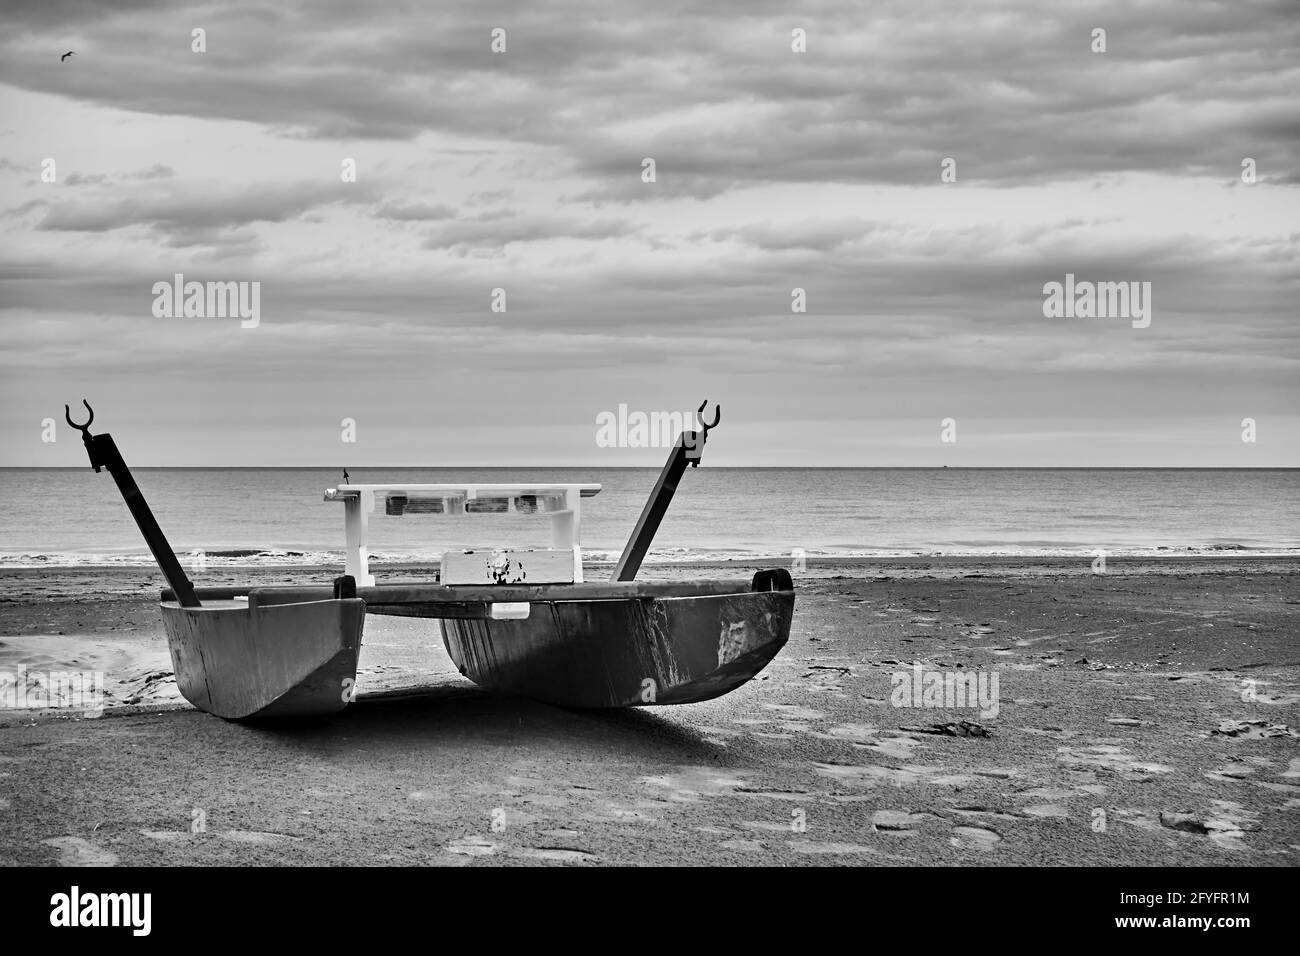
[{"x1": 1, "y1": 556, "x2": 1297, "y2": 866}]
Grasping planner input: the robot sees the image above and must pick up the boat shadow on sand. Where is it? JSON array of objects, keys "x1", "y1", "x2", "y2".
[{"x1": 229, "y1": 681, "x2": 727, "y2": 761}]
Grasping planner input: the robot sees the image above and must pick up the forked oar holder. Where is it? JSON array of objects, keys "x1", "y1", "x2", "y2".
[
  {"x1": 64, "y1": 400, "x2": 200, "y2": 607},
  {"x1": 611, "y1": 399, "x2": 720, "y2": 582}
]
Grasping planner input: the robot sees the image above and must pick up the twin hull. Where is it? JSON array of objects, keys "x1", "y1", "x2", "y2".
[{"x1": 159, "y1": 578, "x2": 794, "y2": 720}]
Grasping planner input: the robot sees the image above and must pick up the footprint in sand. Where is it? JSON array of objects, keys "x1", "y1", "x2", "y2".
[
  {"x1": 740, "y1": 820, "x2": 795, "y2": 833},
  {"x1": 1238, "y1": 682, "x2": 1300, "y2": 706},
  {"x1": 1159, "y1": 801, "x2": 1260, "y2": 849},
  {"x1": 720, "y1": 839, "x2": 767, "y2": 852},
  {"x1": 542, "y1": 828, "x2": 582, "y2": 840},
  {"x1": 816, "y1": 762, "x2": 974, "y2": 788},
  {"x1": 1016, "y1": 787, "x2": 1085, "y2": 801},
  {"x1": 949, "y1": 826, "x2": 1000, "y2": 851},
  {"x1": 642, "y1": 767, "x2": 747, "y2": 802},
  {"x1": 41, "y1": 836, "x2": 117, "y2": 867},
  {"x1": 1013, "y1": 637, "x2": 1052, "y2": 647},
  {"x1": 518, "y1": 794, "x2": 572, "y2": 811},
  {"x1": 218, "y1": 830, "x2": 302, "y2": 845},
  {"x1": 447, "y1": 836, "x2": 498, "y2": 856},
  {"x1": 518, "y1": 847, "x2": 598, "y2": 864},
  {"x1": 734, "y1": 787, "x2": 810, "y2": 802},
  {"x1": 973, "y1": 768, "x2": 1019, "y2": 780},
  {"x1": 491, "y1": 808, "x2": 546, "y2": 827},
  {"x1": 788, "y1": 840, "x2": 911, "y2": 861},
  {"x1": 872, "y1": 809, "x2": 927, "y2": 833},
  {"x1": 812, "y1": 722, "x2": 878, "y2": 743},
  {"x1": 1205, "y1": 761, "x2": 1258, "y2": 782},
  {"x1": 787, "y1": 841, "x2": 870, "y2": 854},
  {"x1": 855, "y1": 732, "x2": 924, "y2": 759},
  {"x1": 1254, "y1": 781, "x2": 1300, "y2": 797},
  {"x1": 1210, "y1": 720, "x2": 1297, "y2": 739},
  {"x1": 580, "y1": 803, "x2": 657, "y2": 824},
  {"x1": 140, "y1": 829, "x2": 301, "y2": 845},
  {"x1": 1109, "y1": 809, "x2": 1165, "y2": 833},
  {"x1": 949, "y1": 805, "x2": 1022, "y2": 823},
  {"x1": 1056, "y1": 744, "x2": 1173, "y2": 778}
]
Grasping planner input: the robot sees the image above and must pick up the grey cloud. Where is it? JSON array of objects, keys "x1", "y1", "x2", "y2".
[
  {"x1": 130, "y1": 163, "x2": 175, "y2": 180},
  {"x1": 0, "y1": 0, "x2": 1295, "y2": 197},
  {"x1": 158, "y1": 225, "x2": 264, "y2": 252},
  {"x1": 373, "y1": 199, "x2": 458, "y2": 221},
  {"x1": 697, "y1": 219, "x2": 879, "y2": 252},
  {"x1": 420, "y1": 213, "x2": 640, "y2": 251},
  {"x1": 35, "y1": 179, "x2": 381, "y2": 233},
  {"x1": 4, "y1": 215, "x2": 1288, "y2": 381}
]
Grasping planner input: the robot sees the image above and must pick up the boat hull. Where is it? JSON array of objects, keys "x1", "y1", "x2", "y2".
[
  {"x1": 160, "y1": 598, "x2": 365, "y2": 720},
  {"x1": 436, "y1": 585, "x2": 795, "y2": 708},
  {"x1": 157, "y1": 573, "x2": 794, "y2": 717}
]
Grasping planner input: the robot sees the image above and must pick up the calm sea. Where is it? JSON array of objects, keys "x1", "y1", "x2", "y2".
[{"x1": 0, "y1": 468, "x2": 1296, "y2": 567}]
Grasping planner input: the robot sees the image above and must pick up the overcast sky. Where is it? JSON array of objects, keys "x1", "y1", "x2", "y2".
[{"x1": 1, "y1": 0, "x2": 1296, "y2": 466}]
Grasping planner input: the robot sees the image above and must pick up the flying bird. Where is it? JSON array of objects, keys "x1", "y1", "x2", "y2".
[
  {"x1": 343, "y1": 468, "x2": 351, "y2": 485},
  {"x1": 61, "y1": 51, "x2": 74, "y2": 62}
]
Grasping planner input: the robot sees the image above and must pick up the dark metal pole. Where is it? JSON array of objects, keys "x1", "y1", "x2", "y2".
[
  {"x1": 66, "y1": 401, "x2": 201, "y2": 607},
  {"x1": 611, "y1": 400, "x2": 720, "y2": 582}
]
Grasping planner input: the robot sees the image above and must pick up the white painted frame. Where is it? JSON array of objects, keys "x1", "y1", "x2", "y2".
[{"x1": 323, "y1": 483, "x2": 602, "y2": 586}]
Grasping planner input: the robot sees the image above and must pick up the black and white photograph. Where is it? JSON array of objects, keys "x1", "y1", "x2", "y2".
[{"x1": 0, "y1": 0, "x2": 1294, "y2": 933}]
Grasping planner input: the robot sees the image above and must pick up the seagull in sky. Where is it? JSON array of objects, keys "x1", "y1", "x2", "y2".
[{"x1": 61, "y1": 51, "x2": 75, "y2": 62}]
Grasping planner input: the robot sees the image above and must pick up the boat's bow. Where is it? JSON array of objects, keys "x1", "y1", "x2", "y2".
[
  {"x1": 435, "y1": 569, "x2": 795, "y2": 708},
  {"x1": 160, "y1": 595, "x2": 365, "y2": 720}
]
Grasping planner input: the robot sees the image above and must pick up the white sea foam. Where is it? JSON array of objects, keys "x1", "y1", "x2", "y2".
[{"x1": 1, "y1": 544, "x2": 1296, "y2": 569}]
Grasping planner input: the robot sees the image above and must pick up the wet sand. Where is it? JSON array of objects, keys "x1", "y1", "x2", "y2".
[{"x1": 1, "y1": 557, "x2": 1297, "y2": 866}]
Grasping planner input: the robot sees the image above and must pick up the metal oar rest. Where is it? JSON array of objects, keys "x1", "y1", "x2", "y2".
[{"x1": 63, "y1": 399, "x2": 200, "y2": 607}]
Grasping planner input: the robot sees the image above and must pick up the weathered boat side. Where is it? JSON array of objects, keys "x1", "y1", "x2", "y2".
[
  {"x1": 159, "y1": 599, "x2": 365, "y2": 720},
  {"x1": 437, "y1": 585, "x2": 795, "y2": 708}
]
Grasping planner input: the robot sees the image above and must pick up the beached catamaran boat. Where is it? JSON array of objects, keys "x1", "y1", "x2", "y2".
[{"x1": 65, "y1": 400, "x2": 795, "y2": 719}]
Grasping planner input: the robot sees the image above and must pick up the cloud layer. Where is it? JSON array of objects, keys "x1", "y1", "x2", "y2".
[{"x1": 0, "y1": 0, "x2": 1295, "y2": 465}]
